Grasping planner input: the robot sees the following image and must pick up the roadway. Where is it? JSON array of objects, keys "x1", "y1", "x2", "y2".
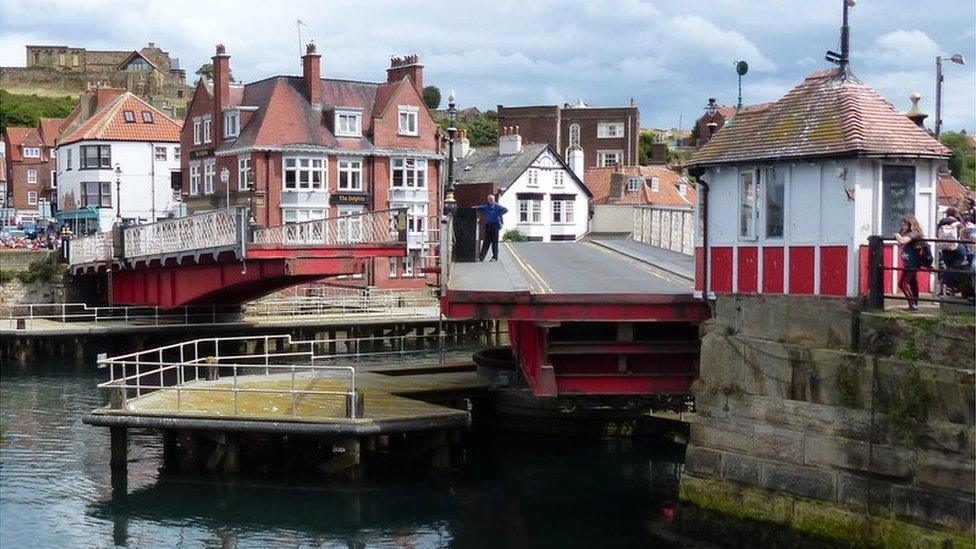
[{"x1": 443, "y1": 240, "x2": 705, "y2": 322}]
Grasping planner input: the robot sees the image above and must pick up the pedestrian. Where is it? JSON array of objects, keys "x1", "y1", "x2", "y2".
[
  {"x1": 937, "y1": 208, "x2": 963, "y2": 295},
  {"x1": 474, "y1": 194, "x2": 507, "y2": 262},
  {"x1": 893, "y1": 216, "x2": 926, "y2": 311},
  {"x1": 961, "y1": 197, "x2": 976, "y2": 225}
]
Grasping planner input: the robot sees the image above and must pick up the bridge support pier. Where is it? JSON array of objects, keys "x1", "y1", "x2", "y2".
[{"x1": 110, "y1": 427, "x2": 127, "y2": 494}]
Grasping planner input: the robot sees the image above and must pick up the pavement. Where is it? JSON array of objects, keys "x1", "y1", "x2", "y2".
[{"x1": 449, "y1": 241, "x2": 693, "y2": 296}]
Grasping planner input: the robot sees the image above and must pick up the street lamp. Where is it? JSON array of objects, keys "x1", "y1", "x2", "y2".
[
  {"x1": 114, "y1": 164, "x2": 122, "y2": 224},
  {"x1": 220, "y1": 167, "x2": 231, "y2": 208},
  {"x1": 935, "y1": 53, "x2": 966, "y2": 137},
  {"x1": 444, "y1": 90, "x2": 458, "y2": 216}
]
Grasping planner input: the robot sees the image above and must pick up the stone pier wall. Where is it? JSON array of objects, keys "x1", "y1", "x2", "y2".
[{"x1": 680, "y1": 295, "x2": 975, "y2": 547}]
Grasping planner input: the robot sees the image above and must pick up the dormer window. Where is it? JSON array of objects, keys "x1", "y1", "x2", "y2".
[
  {"x1": 627, "y1": 177, "x2": 641, "y2": 192},
  {"x1": 142, "y1": 111, "x2": 154, "y2": 123},
  {"x1": 22, "y1": 147, "x2": 40, "y2": 158},
  {"x1": 649, "y1": 177, "x2": 660, "y2": 192},
  {"x1": 679, "y1": 183, "x2": 687, "y2": 196},
  {"x1": 398, "y1": 106, "x2": 418, "y2": 136},
  {"x1": 123, "y1": 110, "x2": 136, "y2": 123},
  {"x1": 224, "y1": 110, "x2": 239, "y2": 138},
  {"x1": 335, "y1": 111, "x2": 361, "y2": 137}
]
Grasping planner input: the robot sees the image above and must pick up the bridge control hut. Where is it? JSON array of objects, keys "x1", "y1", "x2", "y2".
[{"x1": 687, "y1": 68, "x2": 951, "y2": 298}]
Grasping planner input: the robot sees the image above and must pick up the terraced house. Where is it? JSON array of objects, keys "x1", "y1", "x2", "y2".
[
  {"x1": 2, "y1": 116, "x2": 63, "y2": 223},
  {"x1": 180, "y1": 43, "x2": 441, "y2": 288}
]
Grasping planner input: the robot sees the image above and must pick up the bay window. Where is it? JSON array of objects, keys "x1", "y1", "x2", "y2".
[
  {"x1": 189, "y1": 163, "x2": 200, "y2": 195},
  {"x1": 238, "y1": 156, "x2": 251, "y2": 190},
  {"x1": 82, "y1": 181, "x2": 111, "y2": 207},
  {"x1": 552, "y1": 199, "x2": 574, "y2": 224},
  {"x1": 338, "y1": 158, "x2": 362, "y2": 190},
  {"x1": 391, "y1": 158, "x2": 427, "y2": 188},
  {"x1": 283, "y1": 157, "x2": 326, "y2": 190},
  {"x1": 80, "y1": 145, "x2": 111, "y2": 169},
  {"x1": 518, "y1": 198, "x2": 543, "y2": 223}
]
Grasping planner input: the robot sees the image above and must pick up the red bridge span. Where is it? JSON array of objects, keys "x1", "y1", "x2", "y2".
[{"x1": 68, "y1": 207, "x2": 412, "y2": 308}]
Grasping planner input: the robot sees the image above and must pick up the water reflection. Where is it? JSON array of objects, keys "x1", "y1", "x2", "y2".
[{"x1": 2, "y1": 359, "x2": 687, "y2": 548}]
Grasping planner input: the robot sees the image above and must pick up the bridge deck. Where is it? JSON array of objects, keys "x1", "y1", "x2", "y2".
[{"x1": 444, "y1": 241, "x2": 705, "y2": 321}]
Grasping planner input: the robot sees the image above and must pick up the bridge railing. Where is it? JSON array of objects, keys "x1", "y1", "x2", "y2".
[
  {"x1": 123, "y1": 206, "x2": 247, "y2": 261},
  {"x1": 633, "y1": 205, "x2": 695, "y2": 256},
  {"x1": 252, "y1": 208, "x2": 407, "y2": 247},
  {"x1": 69, "y1": 231, "x2": 113, "y2": 265}
]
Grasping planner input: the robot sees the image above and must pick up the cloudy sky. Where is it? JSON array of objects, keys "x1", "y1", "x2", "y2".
[{"x1": 1, "y1": 0, "x2": 974, "y2": 131}]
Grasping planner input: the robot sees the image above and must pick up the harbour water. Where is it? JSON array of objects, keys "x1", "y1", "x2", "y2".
[{"x1": 1, "y1": 358, "x2": 691, "y2": 548}]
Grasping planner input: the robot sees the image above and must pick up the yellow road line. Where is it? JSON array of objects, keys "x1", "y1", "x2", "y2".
[
  {"x1": 504, "y1": 243, "x2": 552, "y2": 294},
  {"x1": 584, "y1": 242, "x2": 687, "y2": 286}
]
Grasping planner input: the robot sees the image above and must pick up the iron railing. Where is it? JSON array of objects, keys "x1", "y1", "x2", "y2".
[
  {"x1": 123, "y1": 207, "x2": 247, "y2": 261},
  {"x1": 865, "y1": 235, "x2": 974, "y2": 310},
  {"x1": 252, "y1": 208, "x2": 406, "y2": 246},
  {"x1": 69, "y1": 231, "x2": 113, "y2": 265}
]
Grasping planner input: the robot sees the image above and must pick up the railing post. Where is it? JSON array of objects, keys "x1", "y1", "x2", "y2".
[{"x1": 867, "y1": 235, "x2": 885, "y2": 311}]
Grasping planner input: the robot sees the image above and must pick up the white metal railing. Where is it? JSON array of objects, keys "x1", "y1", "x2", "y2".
[
  {"x1": 242, "y1": 288, "x2": 438, "y2": 319},
  {"x1": 253, "y1": 208, "x2": 407, "y2": 247},
  {"x1": 69, "y1": 231, "x2": 113, "y2": 265},
  {"x1": 633, "y1": 205, "x2": 695, "y2": 256},
  {"x1": 123, "y1": 207, "x2": 246, "y2": 260},
  {"x1": 95, "y1": 329, "x2": 506, "y2": 419}
]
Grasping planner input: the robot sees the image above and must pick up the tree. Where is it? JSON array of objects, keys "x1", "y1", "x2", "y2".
[
  {"x1": 0, "y1": 91, "x2": 76, "y2": 132},
  {"x1": 195, "y1": 63, "x2": 234, "y2": 82},
  {"x1": 465, "y1": 110, "x2": 498, "y2": 146},
  {"x1": 638, "y1": 131, "x2": 656, "y2": 165},
  {"x1": 422, "y1": 86, "x2": 441, "y2": 110},
  {"x1": 940, "y1": 131, "x2": 976, "y2": 190}
]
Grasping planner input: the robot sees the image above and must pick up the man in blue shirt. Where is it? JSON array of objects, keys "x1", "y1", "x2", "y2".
[{"x1": 473, "y1": 194, "x2": 508, "y2": 261}]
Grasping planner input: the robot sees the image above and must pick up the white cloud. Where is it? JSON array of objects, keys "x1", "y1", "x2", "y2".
[{"x1": 864, "y1": 29, "x2": 942, "y2": 68}]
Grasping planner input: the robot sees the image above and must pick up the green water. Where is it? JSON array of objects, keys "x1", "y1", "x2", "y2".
[{"x1": 1, "y1": 358, "x2": 690, "y2": 548}]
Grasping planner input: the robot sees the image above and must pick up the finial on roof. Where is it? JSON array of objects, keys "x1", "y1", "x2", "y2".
[{"x1": 906, "y1": 92, "x2": 928, "y2": 128}]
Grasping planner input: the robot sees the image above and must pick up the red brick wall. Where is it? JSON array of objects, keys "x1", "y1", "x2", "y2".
[{"x1": 497, "y1": 105, "x2": 559, "y2": 151}]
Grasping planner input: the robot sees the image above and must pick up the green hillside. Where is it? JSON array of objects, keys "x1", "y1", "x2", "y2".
[{"x1": 0, "y1": 90, "x2": 77, "y2": 132}]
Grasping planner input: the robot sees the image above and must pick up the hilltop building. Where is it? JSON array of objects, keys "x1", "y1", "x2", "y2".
[
  {"x1": 0, "y1": 43, "x2": 190, "y2": 115},
  {"x1": 179, "y1": 43, "x2": 442, "y2": 288},
  {"x1": 497, "y1": 99, "x2": 640, "y2": 169}
]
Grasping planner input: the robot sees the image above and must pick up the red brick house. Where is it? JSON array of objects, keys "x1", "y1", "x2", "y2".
[
  {"x1": 584, "y1": 165, "x2": 696, "y2": 235},
  {"x1": 497, "y1": 99, "x2": 640, "y2": 170},
  {"x1": 3, "y1": 117, "x2": 64, "y2": 222},
  {"x1": 180, "y1": 43, "x2": 441, "y2": 289}
]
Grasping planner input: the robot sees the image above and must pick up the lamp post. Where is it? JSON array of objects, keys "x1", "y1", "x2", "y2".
[
  {"x1": 221, "y1": 167, "x2": 231, "y2": 209},
  {"x1": 444, "y1": 90, "x2": 458, "y2": 216},
  {"x1": 935, "y1": 53, "x2": 966, "y2": 138},
  {"x1": 114, "y1": 164, "x2": 122, "y2": 224}
]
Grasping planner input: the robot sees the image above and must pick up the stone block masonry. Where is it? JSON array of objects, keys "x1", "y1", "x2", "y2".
[{"x1": 681, "y1": 294, "x2": 975, "y2": 547}]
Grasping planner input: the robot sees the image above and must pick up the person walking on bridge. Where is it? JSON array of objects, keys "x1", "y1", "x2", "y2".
[{"x1": 474, "y1": 194, "x2": 507, "y2": 262}]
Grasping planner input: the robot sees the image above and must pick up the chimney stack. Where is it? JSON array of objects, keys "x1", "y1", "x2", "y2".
[
  {"x1": 386, "y1": 54, "x2": 423, "y2": 92},
  {"x1": 567, "y1": 146, "x2": 584, "y2": 179},
  {"x1": 302, "y1": 41, "x2": 322, "y2": 106},
  {"x1": 499, "y1": 126, "x2": 522, "y2": 155},
  {"x1": 905, "y1": 92, "x2": 928, "y2": 128},
  {"x1": 212, "y1": 43, "x2": 230, "y2": 144}
]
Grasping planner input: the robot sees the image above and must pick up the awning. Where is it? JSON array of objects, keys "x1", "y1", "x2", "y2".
[{"x1": 55, "y1": 207, "x2": 100, "y2": 221}]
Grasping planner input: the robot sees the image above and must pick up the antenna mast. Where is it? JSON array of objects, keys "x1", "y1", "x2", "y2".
[{"x1": 825, "y1": 0, "x2": 855, "y2": 72}]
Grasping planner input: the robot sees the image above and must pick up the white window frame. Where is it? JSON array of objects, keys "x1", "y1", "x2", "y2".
[
  {"x1": 403, "y1": 253, "x2": 414, "y2": 277},
  {"x1": 552, "y1": 199, "x2": 574, "y2": 224},
  {"x1": 569, "y1": 123, "x2": 581, "y2": 147},
  {"x1": 238, "y1": 155, "x2": 251, "y2": 191},
  {"x1": 519, "y1": 200, "x2": 529, "y2": 223},
  {"x1": 283, "y1": 156, "x2": 327, "y2": 191},
  {"x1": 532, "y1": 200, "x2": 542, "y2": 223},
  {"x1": 174, "y1": 147, "x2": 180, "y2": 161},
  {"x1": 223, "y1": 110, "x2": 239, "y2": 139},
  {"x1": 203, "y1": 116, "x2": 212, "y2": 143},
  {"x1": 204, "y1": 160, "x2": 216, "y2": 194},
  {"x1": 389, "y1": 257, "x2": 398, "y2": 278},
  {"x1": 397, "y1": 106, "x2": 419, "y2": 136},
  {"x1": 193, "y1": 119, "x2": 201, "y2": 145},
  {"x1": 554, "y1": 170, "x2": 565, "y2": 188},
  {"x1": 27, "y1": 169, "x2": 37, "y2": 183},
  {"x1": 597, "y1": 150, "x2": 623, "y2": 167},
  {"x1": 527, "y1": 169, "x2": 539, "y2": 187},
  {"x1": 23, "y1": 147, "x2": 40, "y2": 158},
  {"x1": 650, "y1": 177, "x2": 660, "y2": 192},
  {"x1": 50, "y1": 170, "x2": 57, "y2": 189},
  {"x1": 739, "y1": 169, "x2": 758, "y2": 241},
  {"x1": 66, "y1": 148, "x2": 72, "y2": 170},
  {"x1": 338, "y1": 158, "x2": 363, "y2": 191},
  {"x1": 597, "y1": 122, "x2": 625, "y2": 138},
  {"x1": 27, "y1": 191, "x2": 38, "y2": 205},
  {"x1": 189, "y1": 162, "x2": 201, "y2": 195},
  {"x1": 391, "y1": 157, "x2": 427, "y2": 189},
  {"x1": 335, "y1": 111, "x2": 362, "y2": 137},
  {"x1": 154, "y1": 146, "x2": 167, "y2": 161},
  {"x1": 627, "y1": 177, "x2": 641, "y2": 192}
]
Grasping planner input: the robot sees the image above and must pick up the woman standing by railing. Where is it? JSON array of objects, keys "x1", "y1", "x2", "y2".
[{"x1": 892, "y1": 216, "x2": 927, "y2": 311}]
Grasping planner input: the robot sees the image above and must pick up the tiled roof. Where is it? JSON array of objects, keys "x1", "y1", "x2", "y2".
[
  {"x1": 455, "y1": 143, "x2": 548, "y2": 188},
  {"x1": 38, "y1": 117, "x2": 66, "y2": 147},
  {"x1": 3, "y1": 127, "x2": 44, "y2": 162},
  {"x1": 60, "y1": 92, "x2": 181, "y2": 145},
  {"x1": 937, "y1": 171, "x2": 974, "y2": 207},
  {"x1": 585, "y1": 165, "x2": 695, "y2": 207},
  {"x1": 689, "y1": 69, "x2": 951, "y2": 166}
]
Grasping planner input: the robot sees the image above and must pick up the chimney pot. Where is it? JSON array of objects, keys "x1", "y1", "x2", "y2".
[{"x1": 302, "y1": 42, "x2": 322, "y2": 106}]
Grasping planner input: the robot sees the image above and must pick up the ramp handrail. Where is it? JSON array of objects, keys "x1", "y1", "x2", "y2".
[
  {"x1": 252, "y1": 208, "x2": 407, "y2": 246},
  {"x1": 123, "y1": 206, "x2": 247, "y2": 261},
  {"x1": 69, "y1": 231, "x2": 113, "y2": 265}
]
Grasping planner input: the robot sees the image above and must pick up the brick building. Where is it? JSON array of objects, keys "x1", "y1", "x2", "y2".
[
  {"x1": 496, "y1": 99, "x2": 640, "y2": 169},
  {"x1": 180, "y1": 43, "x2": 442, "y2": 289},
  {"x1": 2, "y1": 117, "x2": 64, "y2": 222},
  {"x1": 0, "y1": 43, "x2": 190, "y2": 115}
]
